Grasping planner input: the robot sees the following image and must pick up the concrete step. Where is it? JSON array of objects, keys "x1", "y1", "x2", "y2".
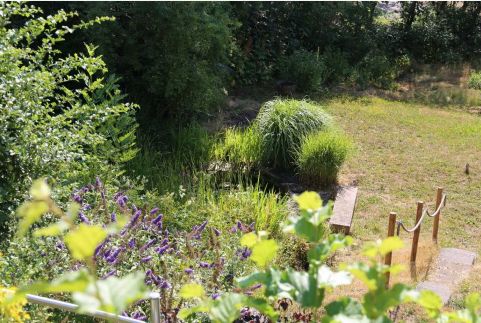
[
  {"x1": 330, "y1": 186, "x2": 358, "y2": 235},
  {"x1": 417, "y1": 248, "x2": 477, "y2": 304}
]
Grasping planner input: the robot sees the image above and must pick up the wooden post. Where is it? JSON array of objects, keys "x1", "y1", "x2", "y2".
[
  {"x1": 432, "y1": 187, "x2": 443, "y2": 243},
  {"x1": 384, "y1": 212, "x2": 397, "y2": 288},
  {"x1": 410, "y1": 201, "x2": 424, "y2": 263}
]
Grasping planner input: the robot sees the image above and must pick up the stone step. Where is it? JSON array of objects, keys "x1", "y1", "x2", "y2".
[
  {"x1": 417, "y1": 248, "x2": 477, "y2": 304},
  {"x1": 329, "y1": 186, "x2": 358, "y2": 235}
]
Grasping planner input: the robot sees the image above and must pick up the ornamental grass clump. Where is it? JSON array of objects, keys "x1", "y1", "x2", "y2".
[
  {"x1": 256, "y1": 99, "x2": 331, "y2": 169},
  {"x1": 297, "y1": 131, "x2": 351, "y2": 187}
]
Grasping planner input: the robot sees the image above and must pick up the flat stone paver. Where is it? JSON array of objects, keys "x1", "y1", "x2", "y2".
[
  {"x1": 417, "y1": 248, "x2": 476, "y2": 304},
  {"x1": 329, "y1": 186, "x2": 358, "y2": 234}
]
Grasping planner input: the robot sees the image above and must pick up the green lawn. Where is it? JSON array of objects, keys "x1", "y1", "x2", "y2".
[{"x1": 323, "y1": 96, "x2": 481, "y2": 302}]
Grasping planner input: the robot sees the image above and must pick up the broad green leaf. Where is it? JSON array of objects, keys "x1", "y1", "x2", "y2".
[
  {"x1": 414, "y1": 290, "x2": 442, "y2": 319},
  {"x1": 294, "y1": 191, "x2": 322, "y2": 211},
  {"x1": 465, "y1": 293, "x2": 481, "y2": 312},
  {"x1": 210, "y1": 293, "x2": 246, "y2": 323},
  {"x1": 379, "y1": 237, "x2": 404, "y2": 256},
  {"x1": 250, "y1": 239, "x2": 278, "y2": 268},
  {"x1": 179, "y1": 283, "x2": 205, "y2": 299},
  {"x1": 240, "y1": 232, "x2": 258, "y2": 248},
  {"x1": 33, "y1": 220, "x2": 69, "y2": 237},
  {"x1": 309, "y1": 234, "x2": 353, "y2": 263},
  {"x1": 317, "y1": 266, "x2": 352, "y2": 288},
  {"x1": 64, "y1": 224, "x2": 107, "y2": 260},
  {"x1": 10, "y1": 269, "x2": 91, "y2": 303},
  {"x1": 16, "y1": 201, "x2": 49, "y2": 236},
  {"x1": 346, "y1": 263, "x2": 378, "y2": 291},
  {"x1": 30, "y1": 178, "x2": 51, "y2": 200},
  {"x1": 73, "y1": 271, "x2": 148, "y2": 314},
  {"x1": 237, "y1": 272, "x2": 266, "y2": 289},
  {"x1": 178, "y1": 304, "x2": 211, "y2": 320},
  {"x1": 286, "y1": 269, "x2": 325, "y2": 307},
  {"x1": 325, "y1": 297, "x2": 364, "y2": 318}
]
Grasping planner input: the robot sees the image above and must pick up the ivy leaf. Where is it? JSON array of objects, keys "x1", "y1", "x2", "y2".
[
  {"x1": 16, "y1": 201, "x2": 49, "y2": 236},
  {"x1": 179, "y1": 283, "x2": 205, "y2": 299},
  {"x1": 250, "y1": 239, "x2": 278, "y2": 268},
  {"x1": 64, "y1": 224, "x2": 107, "y2": 260},
  {"x1": 29, "y1": 178, "x2": 51, "y2": 200},
  {"x1": 72, "y1": 271, "x2": 149, "y2": 314}
]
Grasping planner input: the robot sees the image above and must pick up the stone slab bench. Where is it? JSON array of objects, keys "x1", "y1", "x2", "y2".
[
  {"x1": 329, "y1": 186, "x2": 358, "y2": 235},
  {"x1": 417, "y1": 248, "x2": 477, "y2": 304}
]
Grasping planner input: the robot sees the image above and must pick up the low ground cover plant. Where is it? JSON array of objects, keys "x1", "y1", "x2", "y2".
[
  {"x1": 468, "y1": 71, "x2": 481, "y2": 90},
  {"x1": 279, "y1": 50, "x2": 327, "y2": 92},
  {"x1": 297, "y1": 131, "x2": 352, "y2": 187}
]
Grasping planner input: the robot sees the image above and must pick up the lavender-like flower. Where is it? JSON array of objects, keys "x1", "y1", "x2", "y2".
[
  {"x1": 102, "y1": 269, "x2": 117, "y2": 280},
  {"x1": 131, "y1": 311, "x2": 147, "y2": 321},
  {"x1": 72, "y1": 194, "x2": 82, "y2": 204},
  {"x1": 111, "y1": 212, "x2": 117, "y2": 222},
  {"x1": 155, "y1": 244, "x2": 170, "y2": 255},
  {"x1": 95, "y1": 176, "x2": 103, "y2": 188},
  {"x1": 199, "y1": 261, "x2": 210, "y2": 268},
  {"x1": 211, "y1": 293, "x2": 220, "y2": 300},
  {"x1": 106, "y1": 248, "x2": 122, "y2": 263},
  {"x1": 128, "y1": 238, "x2": 136, "y2": 249},
  {"x1": 140, "y1": 239, "x2": 156, "y2": 252},
  {"x1": 78, "y1": 212, "x2": 90, "y2": 224},
  {"x1": 184, "y1": 268, "x2": 193, "y2": 275},
  {"x1": 152, "y1": 214, "x2": 163, "y2": 225},
  {"x1": 160, "y1": 280, "x2": 172, "y2": 289},
  {"x1": 149, "y1": 207, "x2": 160, "y2": 215},
  {"x1": 213, "y1": 228, "x2": 221, "y2": 236},
  {"x1": 141, "y1": 256, "x2": 153, "y2": 263},
  {"x1": 198, "y1": 220, "x2": 208, "y2": 232},
  {"x1": 239, "y1": 247, "x2": 252, "y2": 260}
]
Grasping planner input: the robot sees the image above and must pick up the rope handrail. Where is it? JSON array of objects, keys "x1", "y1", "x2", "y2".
[{"x1": 396, "y1": 193, "x2": 447, "y2": 235}]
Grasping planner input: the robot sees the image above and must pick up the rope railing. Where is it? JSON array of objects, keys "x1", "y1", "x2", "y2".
[
  {"x1": 384, "y1": 187, "x2": 446, "y2": 288},
  {"x1": 396, "y1": 193, "x2": 447, "y2": 235}
]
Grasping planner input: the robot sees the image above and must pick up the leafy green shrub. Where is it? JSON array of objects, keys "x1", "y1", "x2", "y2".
[
  {"x1": 279, "y1": 50, "x2": 327, "y2": 92},
  {"x1": 213, "y1": 126, "x2": 262, "y2": 173},
  {"x1": 70, "y1": 2, "x2": 234, "y2": 120},
  {"x1": 297, "y1": 131, "x2": 351, "y2": 187},
  {"x1": 0, "y1": 3, "x2": 138, "y2": 227},
  {"x1": 350, "y1": 51, "x2": 408, "y2": 89},
  {"x1": 256, "y1": 99, "x2": 331, "y2": 169},
  {"x1": 320, "y1": 47, "x2": 351, "y2": 84},
  {"x1": 468, "y1": 71, "x2": 481, "y2": 90}
]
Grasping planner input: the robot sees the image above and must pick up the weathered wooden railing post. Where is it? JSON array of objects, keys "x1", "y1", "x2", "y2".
[
  {"x1": 410, "y1": 201, "x2": 424, "y2": 263},
  {"x1": 432, "y1": 187, "x2": 443, "y2": 243},
  {"x1": 384, "y1": 212, "x2": 397, "y2": 288}
]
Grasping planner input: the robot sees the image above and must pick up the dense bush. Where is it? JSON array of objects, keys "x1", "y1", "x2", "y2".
[
  {"x1": 0, "y1": 3, "x2": 138, "y2": 228},
  {"x1": 468, "y1": 71, "x2": 481, "y2": 90},
  {"x1": 256, "y1": 99, "x2": 331, "y2": 169},
  {"x1": 278, "y1": 50, "x2": 326, "y2": 92},
  {"x1": 297, "y1": 131, "x2": 351, "y2": 187},
  {"x1": 64, "y1": 2, "x2": 235, "y2": 120}
]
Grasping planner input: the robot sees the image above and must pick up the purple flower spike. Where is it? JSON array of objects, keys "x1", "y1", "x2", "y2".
[
  {"x1": 78, "y1": 212, "x2": 90, "y2": 224},
  {"x1": 140, "y1": 239, "x2": 156, "y2": 252},
  {"x1": 141, "y1": 256, "x2": 153, "y2": 263},
  {"x1": 128, "y1": 238, "x2": 136, "y2": 249},
  {"x1": 111, "y1": 212, "x2": 117, "y2": 222},
  {"x1": 156, "y1": 244, "x2": 170, "y2": 255},
  {"x1": 184, "y1": 268, "x2": 193, "y2": 275},
  {"x1": 199, "y1": 261, "x2": 210, "y2": 268},
  {"x1": 198, "y1": 220, "x2": 208, "y2": 232},
  {"x1": 131, "y1": 209, "x2": 142, "y2": 224},
  {"x1": 149, "y1": 207, "x2": 160, "y2": 215},
  {"x1": 212, "y1": 293, "x2": 220, "y2": 300},
  {"x1": 95, "y1": 177, "x2": 103, "y2": 188},
  {"x1": 160, "y1": 280, "x2": 172, "y2": 289},
  {"x1": 230, "y1": 225, "x2": 238, "y2": 233},
  {"x1": 145, "y1": 269, "x2": 153, "y2": 277},
  {"x1": 152, "y1": 214, "x2": 163, "y2": 225},
  {"x1": 213, "y1": 228, "x2": 221, "y2": 236},
  {"x1": 102, "y1": 269, "x2": 117, "y2": 279},
  {"x1": 72, "y1": 194, "x2": 82, "y2": 203}
]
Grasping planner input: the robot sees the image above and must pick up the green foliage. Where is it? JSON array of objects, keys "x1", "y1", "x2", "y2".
[
  {"x1": 350, "y1": 51, "x2": 402, "y2": 89},
  {"x1": 256, "y1": 99, "x2": 331, "y2": 169},
  {"x1": 70, "y1": 2, "x2": 235, "y2": 120},
  {"x1": 297, "y1": 131, "x2": 352, "y2": 187},
  {"x1": 213, "y1": 126, "x2": 262, "y2": 173},
  {"x1": 279, "y1": 50, "x2": 327, "y2": 92},
  {"x1": 178, "y1": 191, "x2": 475, "y2": 322},
  {"x1": 468, "y1": 71, "x2": 481, "y2": 90},
  {"x1": 7, "y1": 180, "x2": 149, "y2": 317},
  {"x1": 0, "y1": 2, "x2": 138, "y2": 228}
]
